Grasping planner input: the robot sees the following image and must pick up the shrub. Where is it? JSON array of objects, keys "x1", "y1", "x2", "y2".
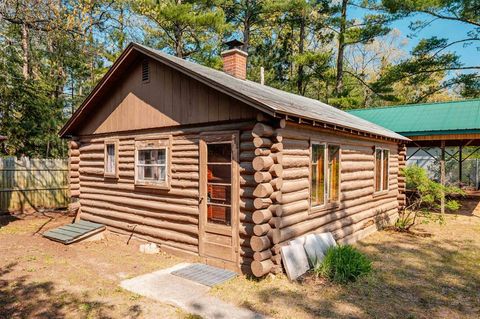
[
  {"x1": 403, "y1": 165, "x2": 464, "y2": 211},
  {"x1": 313, "y1": 245, "x2": 372, "y2": 284},
  {"x1": 397, "y1": 165, "x2": 464, "y2": 231}
]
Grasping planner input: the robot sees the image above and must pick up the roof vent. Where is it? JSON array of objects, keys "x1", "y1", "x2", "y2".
[{"x1": 142, "y1": 59, "x2": 149, "y2": 83}]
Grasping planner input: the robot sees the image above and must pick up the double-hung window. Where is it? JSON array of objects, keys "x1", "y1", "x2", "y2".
[
  {"x1": 311, "y1": 143, "x2": 340, "y2": 208},
  {"x1": 104, "y1": 140, "x2": 118, "y2": 178},
  {"x1": 134, "y1": 137, "x2": 171, "y2": 188},
  {"x1": 375, "y1": 148, "x2": 389, "y2": 192}
]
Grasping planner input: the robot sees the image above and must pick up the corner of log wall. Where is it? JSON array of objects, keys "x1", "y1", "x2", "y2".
[
  {"x1": 249, "y1": 114, "x2": 285, "y2": 277},
  {"x1": 397, "y1": 143, "x2": 407, "y2": 210},
  {"x1": 68, "y1": 138, "x2": 81, "y2": 215}
]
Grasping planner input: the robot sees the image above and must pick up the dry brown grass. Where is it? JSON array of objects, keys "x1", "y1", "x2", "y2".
[
  {"x1": 1, "y1": 198, "x2": 480, "y2": 319},
  {"x1": 211, "y1": 198, "x2": 480, "y2": 319},
  {"x1": 0, "y1": 214, "x2": 193, "y2": 319}
]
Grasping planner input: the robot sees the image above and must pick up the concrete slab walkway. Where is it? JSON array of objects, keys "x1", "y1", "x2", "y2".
[{"x1": 120, "y1": 263, "x2": 266, "y2": 319}]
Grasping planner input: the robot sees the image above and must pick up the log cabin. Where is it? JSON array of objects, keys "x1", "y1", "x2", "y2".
[{"x1": 60, "y1": 41, "x2": 410, "y2": 277}]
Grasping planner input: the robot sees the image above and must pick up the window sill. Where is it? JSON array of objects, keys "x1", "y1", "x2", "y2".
[
  {"x1": 104, "y1": 173, "x2": 118, "y2": 179},
  {"x1": 373, "y1": 190, "x2": 390, "y2": 198},
  {"x1": 309, "y1": 201, "x2": 341, "y2": 217},
  {"x1": 134, "y1": 182, "x2": 170, "y2": 191}
]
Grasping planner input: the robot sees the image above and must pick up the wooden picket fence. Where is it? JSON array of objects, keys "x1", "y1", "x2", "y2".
[{"x1": 0, "y1": 157, "x2": 69, "y2": 213}]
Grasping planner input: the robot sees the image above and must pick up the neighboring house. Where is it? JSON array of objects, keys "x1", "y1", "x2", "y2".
[{"x1": 60, "y1": 42, "x2": 409, "y2": 277}]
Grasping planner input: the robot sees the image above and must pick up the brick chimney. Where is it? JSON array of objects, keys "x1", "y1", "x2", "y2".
[{"x1": 221, "y1": 39, "x2": 248, "y2": 80}]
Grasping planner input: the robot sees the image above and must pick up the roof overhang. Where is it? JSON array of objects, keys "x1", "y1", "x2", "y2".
[
  {"x1": 59, "y1": 43, "x2": 275, "y2": 137},
  {"x1": 59, "y1": 43, "x2": 409, "y2": 143}
]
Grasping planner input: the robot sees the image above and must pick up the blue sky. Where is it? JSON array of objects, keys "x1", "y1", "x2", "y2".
[{"x1": 350, "y1": 7, "x2": 479, "y2": 68}]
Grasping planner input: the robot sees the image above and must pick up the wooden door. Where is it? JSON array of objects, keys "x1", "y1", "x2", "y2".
[{"x1": 199, "y1": 132, "x2": 239, "y2": 268}]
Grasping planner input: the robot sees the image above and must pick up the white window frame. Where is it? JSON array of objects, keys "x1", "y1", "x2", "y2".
[
  {"x1": 134, "y1": 136, "x2": 171, "y2": 189},
  {"x1": 104, "y1": 139, "x2": 118, "y2": 179},
  {"x1": 374, "y1": 147, "x2": 390, "y2": 193},
  {"x1": 310, "y1": 141, "x2": 341, "y2": 212}
]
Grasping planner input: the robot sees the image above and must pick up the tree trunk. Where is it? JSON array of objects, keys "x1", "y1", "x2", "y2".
[
  {"x1": 297, "y1": 12, "x2": 305, "y2": 95},
  {"x1": 243, "y1": 16, "x2": 250, "y2": 52},
  {"x1": 335, "y1": 0, "x2": 348, "y2": 97},
  {"x1": 21, "y1": 23, "x2": 29, "y2": 79},
  {"x1": 174, "y1": 0, "x2": 183, "y2": 58}
]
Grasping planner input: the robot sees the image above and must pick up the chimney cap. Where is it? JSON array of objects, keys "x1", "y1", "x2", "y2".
[{"x1": 224, "y1": 39, "x2": 244, "y2": 50}]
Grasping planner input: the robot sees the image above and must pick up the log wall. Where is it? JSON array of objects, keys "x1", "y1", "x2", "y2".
[
  {"x1": 71, "y1": 117, "x2": 403, "y2": 277},
  {"x1": 268, "y1": 122, "x2": 401, "y2": 270},
  {"x1": 74, "y1": 121, "x2": 257, "y2": 269}
]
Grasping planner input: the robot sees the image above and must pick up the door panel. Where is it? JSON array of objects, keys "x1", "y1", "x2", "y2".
[{"x1": 199, "y1": 132, "x2": 239, "y2": 266}]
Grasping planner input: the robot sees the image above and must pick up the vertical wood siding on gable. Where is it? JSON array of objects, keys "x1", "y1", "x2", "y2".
[{"x1": 78, "y1": 59, "x2": 256, "y2": 136}]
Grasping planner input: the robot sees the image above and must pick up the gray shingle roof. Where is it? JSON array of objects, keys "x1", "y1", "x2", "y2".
[
  {"x1": 60, "y1": 42, "x2": 408, "y2": 141},
  {"x1": 136, "y1": 43, "x2": 408, "y2": 141}
]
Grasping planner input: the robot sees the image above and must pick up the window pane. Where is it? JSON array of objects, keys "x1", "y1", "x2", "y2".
[
  {"x1": 208, "y1": 143, "x2": 231, "y2": 163},
  {"x1": 311, "y1": 144, "x2": 325, "y2": 206},
  {"x1": 328, "y1": 145, "x2": 340, "y2": 202},
  {"x1": 375, "y1": 149, "x2": 382, "y2": 192},
  {"x1": 144, "y1": 166, "x2": 154, "y2": 179},
  {"x1": 136, "y1": 148, "x2": 167, "y2": 183},
  {"x1": 208, "y1": 164, "x2": 231, "y2": 184},
  {"x1": 383, "y1": 150, "x2": 389, "y2": 190},
  {"x1": 106, "y1": 144, "x2": 115, "y2": 174},
  {"x1": 138, "y1": 149, "x2": 166, "y2": 165},
  {"x1": 208, "y1": 185, "x2": 231, "y2": 204},
  {"x1": 208, "y1": 205, "x2": 231, "y2": 226},
  {"x1": 137, "y1": 165, "x2": 166, "y2": 181},
  {"x1": 311, "y1": 165, "x2": 317, "y2": 204}
]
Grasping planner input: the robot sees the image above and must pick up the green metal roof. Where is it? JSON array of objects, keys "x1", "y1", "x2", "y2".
[{"x1": 347, "y1": 99, "x2": 480, "y2": 136}]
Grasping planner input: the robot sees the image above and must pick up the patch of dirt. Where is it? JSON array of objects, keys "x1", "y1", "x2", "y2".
[{"x1": 0, "y1": 213, "x2": 193, "y2": 319}]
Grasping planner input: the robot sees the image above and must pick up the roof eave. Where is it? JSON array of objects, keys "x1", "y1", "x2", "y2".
[
  {"x1": 59, "y1": 43, "x2": 139, "y2": 137},
  {"x1": 60, "y1": 42, "x2": 409, "y2": 143},
  {"x1": 273, "y1": 111, "x2": 410, "y2": 142},
  {"x1": 59, "y1": 43, "x2": 277, "y2": 137}
]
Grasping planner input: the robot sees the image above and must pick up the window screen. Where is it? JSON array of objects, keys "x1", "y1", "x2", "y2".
[{"x1": 207, "y1": 142, "x2": 232, "y2": 226}]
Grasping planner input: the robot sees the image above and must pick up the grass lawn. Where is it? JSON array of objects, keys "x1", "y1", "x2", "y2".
[{"x1": 1, "y1": 198, "x2": 479, "y2": 319}]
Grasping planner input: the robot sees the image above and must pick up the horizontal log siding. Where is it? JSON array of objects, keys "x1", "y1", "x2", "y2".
[
  {"x1": 78, "y1": 134, "x2": 200, "y2": 253},
  {"x1": 75, "y1": 122, "x2": 255, "y2": 271},
  {"x1": 273, "y1": 124, "x2": 400, "y2": 249}
]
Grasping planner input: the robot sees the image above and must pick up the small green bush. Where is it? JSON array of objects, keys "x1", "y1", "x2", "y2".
[
  {"x1": 397, "y1": 165, "x2": 465, "y2": 231},
  {"x1": 314, "y1": 245, "x2": 372, "y2": 284},
  {"x1": 403, "y1": 165, "x2": 464, "y2": 211}
]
